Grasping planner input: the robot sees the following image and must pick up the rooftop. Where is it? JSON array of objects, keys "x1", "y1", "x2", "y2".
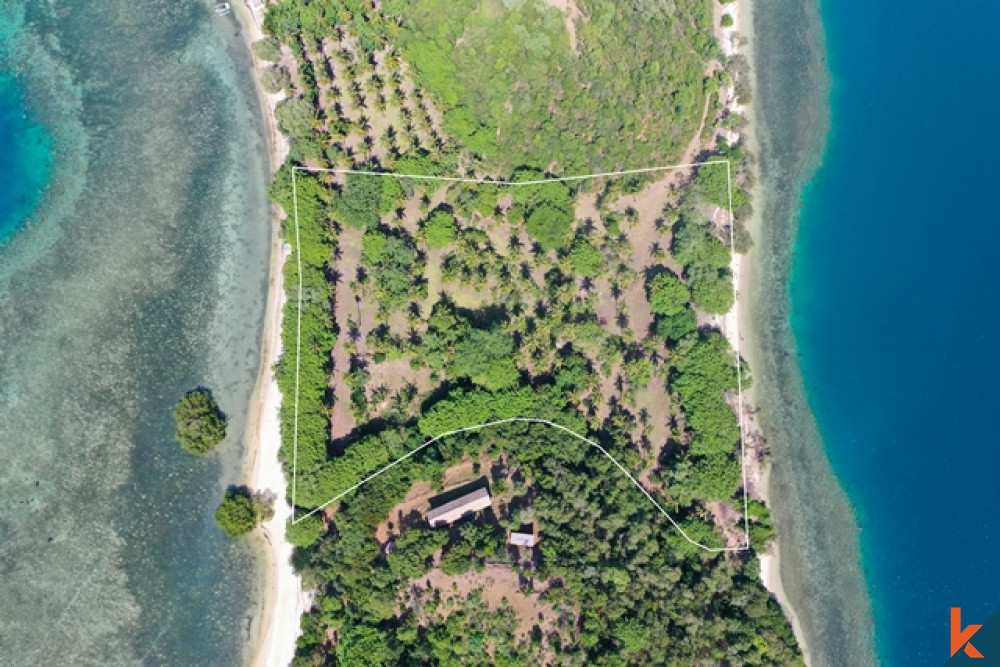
[
  {"x1": 508, "y1": 532, "x2": 537, "y2": 547},
  {"x1": 426, "y1": 487, "x2": 492, "y2": 526}
]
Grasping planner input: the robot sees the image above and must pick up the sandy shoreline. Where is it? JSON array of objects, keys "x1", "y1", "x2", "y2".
[
  {"x1": 231, "y1": 2, "x2": 304, "y2": 666},
  {"x1": 717, "y1": 0, "x2": 811, "y2": 661}
]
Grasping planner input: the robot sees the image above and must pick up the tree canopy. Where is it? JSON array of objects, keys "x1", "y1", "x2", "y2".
[
  {"x1": 526, "y1": 203, "x2": 573, "y2": 251},
  {"x1": 423, "y1": 209, "x2": 458, "y2": 249},
  {"x1": 647, "y1": 269, "x2": 691, "y2": 316},
  {"x1": 336, "y1": 172, "x2": 384, "y2": 230}
]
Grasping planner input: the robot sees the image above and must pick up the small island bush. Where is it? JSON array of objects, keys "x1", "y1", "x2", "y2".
[
  {"x1": 214, "y1": 487, "x2": 275, "y2": 538},
  {"x1": 721, "y1": 14, "x2": 734, "y2": 28},
  {"x1": 174, "y1": 388, "x2": 227, "y2": 455}
]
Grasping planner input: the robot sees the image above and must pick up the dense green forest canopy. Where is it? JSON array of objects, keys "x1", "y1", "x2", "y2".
[
  {"x1": 288, "y1": 414, "x2": 798, "y2": 666},
  {"x1": 264, "y1": 0, "x2": 721, "y2": 174},
  {"x1": 384, "y1": 0, "x2": 717, "y2": 172}
]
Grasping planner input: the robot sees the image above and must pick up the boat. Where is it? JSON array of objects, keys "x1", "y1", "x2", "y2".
[{"x1": 214, "y1": 3, "x2": 231, "y2": 15}]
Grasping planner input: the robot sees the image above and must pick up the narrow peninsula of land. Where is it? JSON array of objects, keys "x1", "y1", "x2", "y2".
[{"x1": 243, "y1": 0, "x2": 807, "y2": 664}]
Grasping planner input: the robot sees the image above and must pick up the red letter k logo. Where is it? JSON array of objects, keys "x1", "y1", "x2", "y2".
[{"x1": 952, "y1": 607, "x2": 984, "y2": 658}]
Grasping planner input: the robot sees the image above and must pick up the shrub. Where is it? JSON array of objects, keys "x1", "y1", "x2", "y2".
[
  {"x1": 252, "y1": 37, "x2": 281, "y2": 62},
  {"x1": 362, "y1": 230, "x2": 389, "y2": 263},
  {"x1": 688, "y1": 266, "x2": 735, "y2": 315},
  {"x1": 439, "y1": 542, "x2": 475, "y2": 576},
  {"x1": 336, "y1": 172, "x2": 383, "y2": 230},
  {"x1": 450, "y1": 327, "x2": 520, "y2": 391},
  {"x1": 746, "y1": 500, "x2": 776, "y2": 547},
  {"x1": 286, "y1": 514, "x2": 324, "y2": 548},
  {"x1": 655, "y1": 309, "x2": 698, "y2": 342},
  {"x1": 733, "y1": 219, "x2": 754, "y2": 254},
  {"x1": 672, "y1": 223, "x2": 731, "y2": 269},
  {"x1": 275, "y1": 98, "x2": 316, "y2": 140},
  {"x1": 174, "y1": 388, "x2": 227, "y2": 455},
  {"x1": 260, "y1": 66, "x2": 291, "y2": 94},
  {"x1": 615, "y1": 619, "x2": 650, "y2": 654},
  {"x1": 721, "y1": 14, "x2": 734, "y2": 28},
  {"x1": 215, "y1": 489, "x2": 256, "y2": 538},
  {"x1": 567, "y1": 238, "x2": 604, "y2": 277}
]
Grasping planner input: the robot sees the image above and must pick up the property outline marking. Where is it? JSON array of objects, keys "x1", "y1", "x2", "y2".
[{"x1": 288, "y1": 161, "x2": 750, "y2": 553}]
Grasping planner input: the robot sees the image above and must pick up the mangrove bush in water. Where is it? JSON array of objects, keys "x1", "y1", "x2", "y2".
[
  {"x1": 174, "y1": 388, "x2": 227, "y2": 456},
  {"x1": 215, "y1": 487, "x2": 275, "y2": 538}
]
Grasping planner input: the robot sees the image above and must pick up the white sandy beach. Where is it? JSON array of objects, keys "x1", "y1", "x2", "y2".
[
  {"x1": 245, "y1": 242, "x2": 309, "y2": 667},
  {"x1": 715, "y1": 0, "x2": 811, "y2": 661},
  {"x1": 232, "y1": 2, "x2": 305, "y2": 666}
]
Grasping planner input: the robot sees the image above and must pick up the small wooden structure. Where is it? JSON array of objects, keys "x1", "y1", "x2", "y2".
[{"x1": 426, "y1": 487, "x2": 492, "y2": 527}]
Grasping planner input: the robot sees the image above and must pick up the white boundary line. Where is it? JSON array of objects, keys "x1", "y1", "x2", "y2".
[{"x1": 287, "y1": 162, "x2": 750, "y2": 552}]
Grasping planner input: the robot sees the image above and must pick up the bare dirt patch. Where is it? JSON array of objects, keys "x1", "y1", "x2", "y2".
[
  {"x1": 709, "y1": 500, "x2": 744, "y2": 549},
  {"x1": 630, "y1": 375, "x2": 673, "y2": 450},
  {"x1": 376, "y1": 481, "x2": 433, "y2": 543},
  {"x1": 375, "y1": 453, "x2": 495, "y2": 543},
  {"x1": 330, "y1": 227, "x2": 364, "y2": 440},
  {"x1": 415, "y1": 564, "x2": 557, "y2": 637}
]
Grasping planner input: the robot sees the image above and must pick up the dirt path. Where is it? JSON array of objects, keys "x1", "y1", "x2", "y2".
[
  {"x1": 545, "y1": 0, "x2": 585, "y2": 55},
  {"x1": 330, "y1": 228, "x2": 363, "y2": 441},
  {"x1": 683, "y1": 92, "x2": 713, "y2": 165}
]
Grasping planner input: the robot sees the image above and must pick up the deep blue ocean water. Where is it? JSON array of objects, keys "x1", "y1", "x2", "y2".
[
  {"x1": 792, "y1": 1, "x2": 1000, "y2": 663},
  {"x1": 0, "y1": 74, "x2": 51, "y2": 243}
]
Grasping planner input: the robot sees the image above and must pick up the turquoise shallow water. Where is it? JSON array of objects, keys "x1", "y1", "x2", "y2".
[
  {"x1": 791, "y1": 0, "x2": 1000, "y2": 664},
  {"x1": 0, "y1": 74, "x2": 51, "y2": 243},
  {"x1": 0, "y1": 2, "x2": 272, "y2": 663}
]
